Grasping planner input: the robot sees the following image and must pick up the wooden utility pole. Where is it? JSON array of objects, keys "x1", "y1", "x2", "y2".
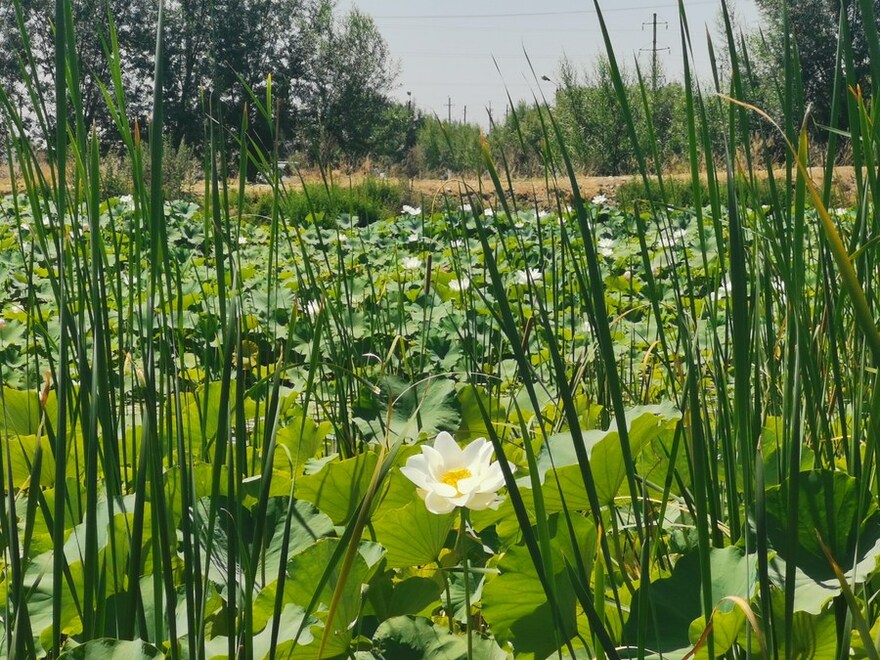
[{"x1": 446, "y1": 96, "x2": 454, "y2": 123}]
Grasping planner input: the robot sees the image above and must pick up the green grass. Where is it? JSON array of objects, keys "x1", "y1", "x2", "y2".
[{"x1": 1, "y1": 0, "x2": 880, "y2": 657}]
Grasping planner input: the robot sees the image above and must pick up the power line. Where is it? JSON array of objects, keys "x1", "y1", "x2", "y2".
[
  {"x1": 640, "y1": 13, "x2": 670, "y2": 97},
  {"x1": 373, "y1": 1, "x2": 718, "y2": 21}
]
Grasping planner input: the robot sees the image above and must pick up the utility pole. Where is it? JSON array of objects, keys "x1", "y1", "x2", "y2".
[
  {"x1": 446, "y1": 96, "x2": 454, "y2": 123},
  {"x1": 463, "y1": 105, "x2": 467, "y2": 124},
  {"x1": 641, "y1": 13, "x2": 669, "y2": 101}
]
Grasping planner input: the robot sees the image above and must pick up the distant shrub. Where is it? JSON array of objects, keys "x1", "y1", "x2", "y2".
[
  {"x1": 615, "y1": 172, "x2": 850, "y2": 210},
  {"x1": 100, "y1": 137, "x2": 199, "y2": 200},
  {"x1": 243, "y1": 176, "x2": 406, "y2": 226}
]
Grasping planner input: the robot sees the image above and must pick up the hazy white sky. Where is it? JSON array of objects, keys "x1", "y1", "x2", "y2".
[{"x1": 340, "y1": 0, "x2": 765, "y2": 127}]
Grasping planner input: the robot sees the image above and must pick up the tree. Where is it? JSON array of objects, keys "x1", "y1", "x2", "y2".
[
  {"x1": 0, "y1": 0, "x2": 156, "y2": 144},
  {"x1": 752, "y1": 0, "x2": 880, "y2": 129},
  {"x1": 294, "y1": 7, "x2": 399, "y2": 165},
  {"x1": 0, "y1": 0, "x2": 399, "y2": 169},
  {"x1": 554, "y1": 56, "x2": 687, "y2": 175}
]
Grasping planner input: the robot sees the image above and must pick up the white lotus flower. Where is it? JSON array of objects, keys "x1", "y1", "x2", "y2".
[
  {"x1": 598, "y1": 237, "x2": 614, "y2": 257},
  {"x1": 449, "y1": 276, "x2": 470, "y2": 292},
  {"x1": 402, "y1": 204, "x2": 422, "y2": 216},
  {"x1": 659, "y1": 227, "x2": 687, "y2": 250},
  {"x1": 305, "y1": 300, "x2": 322, "y2": 317},
  {"x1": 402, "y1": 256, "x2": 421, "y2": 270},
  {"x1": 515, "y1": 268, "x2": 542, "y2": 285},
  {"x1": 400, "y1": 432, "x2": 512, "y2": 514},
  {"x1": 592, "y1": 193, "x2": 608, "y2": 205},
  {"x1": 460, "y1": 203, "x2": 472, "y2": 213},
  {"x1": 483, "y1": 208, "x2": 494, "y2": 217}
]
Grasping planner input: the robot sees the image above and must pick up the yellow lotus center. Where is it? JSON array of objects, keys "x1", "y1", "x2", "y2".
[{"x1": 440, "y1": 467, "x2": 472, "y2": 492}]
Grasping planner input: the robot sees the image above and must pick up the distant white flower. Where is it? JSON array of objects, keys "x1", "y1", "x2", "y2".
[
  {"x1": 305, "y1": 300, "x2": 322, "y2": 317},
  {"x1": 450, "y1": 239, "x2": 465, "y2": 249},
  {"x1": 402, "y1": 204, "x2": 421, "y2": 216},
  {"x1": 538, "y1": 209, "x2": 551, "y2": 219},
  {"x1": 592, "y1": 193, "x2": 608, "y2": 205},
  {"x1": 484, "y1": 208, "x2": 494, "y2": 217},
  {"x1": 514, "y1": 221, "x2": 525, "y2": 229},
  {"x1": 449, "y1": 276, "x2": 470, "y2": 291},
  {"x1": 400, "y1": 432, "x2": 512, "y2": 514},
  {"x1": 771, "y1": 275, "x2": 788, "y2": 305},
  {"x1": 19, "y1": 222, "x2": 30, "y2": 232},
  {"x1": 515, "y1": 268, "x2": 542, "y2": 285},
  {"x1": 119, "y1": 194, "x2": 133, "y2": 206},
  {"x1": 336, "y1": 233, "x2": 348, "y2": 243},
  {"x1": 238, "y1": 235, "x2": 248, "y2": 245},
  {"x1": 659, "y1": 227, "x2": 687, "y2": 250},
  {"x1": 598, "y1": 237, "x2": 614, "y2": 257},
  {"x1": 460, "y1": 203, "x2": 472, "y2": 213},
  {"x1": 402, "y1": 256, "x2": 421, "y2": 270},
  {"x1": 407, "y1": 233, "x2": 420, "y2": 243}
]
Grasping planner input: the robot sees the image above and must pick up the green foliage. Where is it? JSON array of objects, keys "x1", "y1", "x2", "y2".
[
  {"x1": 415, "y1": 117, "x2": 482, "y2": 175},
  {"x1": 242, "y1": 176, "x2": 406, "y2": 226},
  {"x1": 555, "y1": 56, "x2": 688, "y2": 175},
  {"x1": 3, "y1": 0, "x2": 880, "y2": 656}
]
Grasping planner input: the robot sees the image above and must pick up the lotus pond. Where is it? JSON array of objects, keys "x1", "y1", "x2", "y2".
[{"x1": 1, "y1": 186, "x2": 876, "y2": 659}]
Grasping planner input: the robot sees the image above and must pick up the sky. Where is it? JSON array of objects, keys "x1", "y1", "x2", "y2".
[{"x1": 338, "y1": 0, "x2": 766, "y2": 128}]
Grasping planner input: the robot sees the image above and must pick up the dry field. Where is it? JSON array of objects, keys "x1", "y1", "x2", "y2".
[{"x1": 0, "y1": 161, "x2": 860, "y2": 207}]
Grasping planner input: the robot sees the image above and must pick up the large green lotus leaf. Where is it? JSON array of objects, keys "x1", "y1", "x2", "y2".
[
  {"x1": 253, "y1": 537, "x2": 379, "y2": 658},
  {"x1": 179, "y1": 381, "x2": 237, "y2": 451},
  {"x1": 373, "y1": 471, "x2": 455, "y2": 568},
  {"x1": 165, "y1": 462, "x2": 231, "y2": 528},
  {"x1": 388, "y1": 576, "x2": 445, "y2": 619},
  {"x1": 456, "y1": 384, "x2": 509, "y2": 443},
  {"x1": 481, "y1": 514, "x2": 594, "y2": 658},
  {"x1": 59, "y1": 639, "x2": 164, "y2": 659},
  {"x1": 767, "y1": 590, "x2": 838, "y2": 659},
  {"x1": 249, "y1": 603, "x2": 315, "y2": 660},
  {"x1": 295, "y1": 451, "x2": 379, "y2": 524},
  {"x1": 1, "y1": 386, "x2": 41, "y2": 436},
  {"x1": 272, "y1": 412, "x2": 332, "y2": 474},
  {"x1": 764, "y1": 470, "x2": 880, "y2": 585},
  {"x1": 260, "y1": 499, "x2": 335, "y2": 586},
  {"x1": 24, "y1": 554, "x2": 86, "y2": 653},
  {"x1": 372, "y1": 615, "x2": 507, "y2": 659},
  {"x1": 759, "y1": 418, "x2": 816, "y2": 488},
  {"x1": 534, "y1": 404, "x2": 680, "y2": 510},
  {"x1": 624, "y1": 546, "x2": 756, "y2": 656},
  {"x1": 354, "y1": 377, "x2": 460, "y2": 443},
  {"x1": 3, "y1": 433, "x2": 55, "y2": 489},
  {"x1": 687, "y1": 608, "x2": 745, "y2": 660},
  {"x1": 58, "y1": 494, "x2": 139, "y2": 590},
  {"x1": 195, "y1": 497, "x2": 333, "y2": 591}
]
